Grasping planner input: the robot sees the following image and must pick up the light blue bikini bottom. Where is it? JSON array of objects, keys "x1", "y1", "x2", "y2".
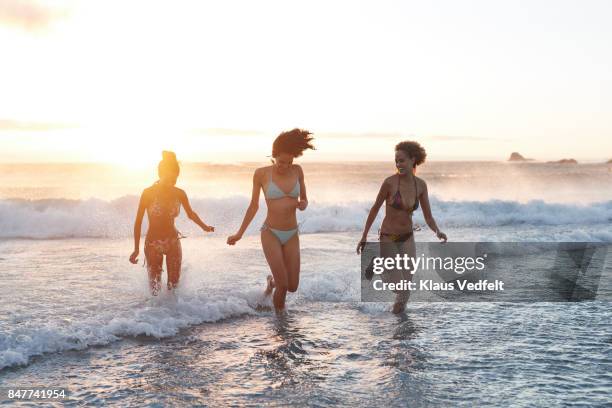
[{"x1": 261, "y1": 223, "x2": 298, "y2": 245}]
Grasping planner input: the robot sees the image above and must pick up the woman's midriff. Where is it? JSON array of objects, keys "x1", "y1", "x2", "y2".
[
  {"x1": 380, "y1": 204, "x2": 414, "y2": 235},
  {"x1": 264, "y1": 198, "x2": 298, "y2": 230},
  {"x1": 146, "y1": 218, "x2": 179, "y2": 242}
]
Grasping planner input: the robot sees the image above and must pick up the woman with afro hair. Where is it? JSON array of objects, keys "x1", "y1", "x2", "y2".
[{"x1": 357, "y1": 141, "x2": 447, "y2": 314}]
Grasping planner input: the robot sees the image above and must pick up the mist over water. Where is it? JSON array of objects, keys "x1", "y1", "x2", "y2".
[
  {"x1": 1, "y1": 161, "x2": 611, "y2": 203},
  {"x1": 1, "y1": 161, "x2": 611, "y2": 240}
]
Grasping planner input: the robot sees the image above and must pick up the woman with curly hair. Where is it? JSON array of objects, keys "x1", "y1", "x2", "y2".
[
  {"x1": 227, "y1": 129, "x2": 315, "y2": 312},
  {"x1": 357, "y1": 141, "x2": 447, "y2": 313}
]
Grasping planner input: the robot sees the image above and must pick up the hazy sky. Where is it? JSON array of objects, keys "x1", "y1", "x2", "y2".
[{"x1": 0, "y1": 0, "x2": 610, "y2": 164}]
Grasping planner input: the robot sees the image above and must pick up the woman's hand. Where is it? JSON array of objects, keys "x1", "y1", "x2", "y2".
[
  {"x1": 297, "y1": 200, "x2": 308, "y2": 211},
  {"x1": 227, "y1": 233, "x2": 242, "y2": 245},
  {"x1": 436, "y1": 231, "x2": 448, "y2": 242},
  {"x1": 129, "y1": 249, "x2": 139, "y2": 264},
  {"x1": 202, "y1": 224, "x2": 215, "y2": 233},
  {"x1": 356, "y1": 238, "x2": 367, "y2": 254}
]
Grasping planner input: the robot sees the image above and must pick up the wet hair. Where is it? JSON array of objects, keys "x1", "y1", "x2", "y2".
[
  {"x1": 272, "y1": 128, "x2": 315, "y2": 158},
  {"x1": 395, "y1": 141, "x2": 426, "y2": 168},
  {"x1": 158, "y1": 150, "x2": 180, "y2": 178}
]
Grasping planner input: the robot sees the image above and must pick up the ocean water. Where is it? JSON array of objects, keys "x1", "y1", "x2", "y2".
[{"x1": 1, "y1": 161, "x2": 611, "y2": 406}]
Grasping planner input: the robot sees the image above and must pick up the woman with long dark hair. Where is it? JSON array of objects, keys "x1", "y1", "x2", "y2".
[
  {"x1": 357, "y1": 141, "x2": 447, "y2": 313},
  {"x1": 130, "y1": 151, "x2": 214, "y2": 295},
  {"x1": 227, "y1": 129, "x2": 315, "y2": 311}
]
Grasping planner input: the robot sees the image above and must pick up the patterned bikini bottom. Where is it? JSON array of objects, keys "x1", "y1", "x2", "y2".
[
  {"x1": 379, "y1": 231, "x2": 414, "y2": 242},
  {"x1": 145, "y1": 237, "x2": 181, "y2": 254}
]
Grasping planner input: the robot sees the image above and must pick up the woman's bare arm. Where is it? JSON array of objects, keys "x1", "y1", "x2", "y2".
[
  {"x1": 227, "y1": 169, "x2": 262, "y2": 245},
  {"x1": 178, "y1": 189, "x2": 214, "y2": 232},
  {"x1": 129, "y1": 190, "x2": 148, "y2": 263},
  {"x1": 418, "y1": 179, "x2": 447, "y2": 242},
  {"x1": 357, "y1": 181, "x2": 388, "y2": 253},
  {"x1": 296, "y1": 164, "x2": 308, "y2": 211}
]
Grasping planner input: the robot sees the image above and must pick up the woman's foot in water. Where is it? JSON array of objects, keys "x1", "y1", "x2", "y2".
[
  {"x1": 264, "y1": 274, "x2": 275, "y2": 297},
  {"x1": 392, "y1": 301, "x2": 407, "y2": 314},
  {"x1": 392, "y1": 291, "x2": 410, "y2": 314},
  {"x1": 166, "y1": 283, "x2": 178, "y2": 300},
  {"x1": 150, "y1": 280, "x2": 161, "y2": 296}
]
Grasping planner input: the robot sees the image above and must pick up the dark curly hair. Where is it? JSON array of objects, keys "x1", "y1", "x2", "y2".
[
  {"x1": 395, "y1": 141, "x2": 426, "y2": 168},
  {"x1": 158, "y1": 150, "x2": 180, "y2": 178},
  {"x1": 272, "y1": 128, "x2": 315, "y2": 158}
]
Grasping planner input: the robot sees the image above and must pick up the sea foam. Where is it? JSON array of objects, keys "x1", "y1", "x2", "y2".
[{"x1": 1, "y1": 196, "x2": 610, "y2": 239}]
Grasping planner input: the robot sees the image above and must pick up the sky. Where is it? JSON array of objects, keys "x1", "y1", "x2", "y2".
[{"x1": 0, "y1": 0, "x2": 611, "y2": 164}]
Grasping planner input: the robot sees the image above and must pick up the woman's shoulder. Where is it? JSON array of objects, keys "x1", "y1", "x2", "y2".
[
  {"x1": 383, "y1": 174, "x2": 397, "y2": 185},
  {"x1": 253, "y1": 166, "x2": 271, "y2": 184},
  {"x1": 140, "y1": 184, "x2": 158, "y2": 205},
  {"x1": 142, "y1": 184, "x2": 155, "y2": 196},
  {"x1": 374, "y1": 175, "x2": 394, "y2": 193},
  {"x1": 291, "y1": 164, "x2": 303, "y2": 175},
  {"x1": 172, "y1": 186, "x2": 187, "y2": 197},
  {"x1": 415, "y1": 176, "x2": 427, "y2": 192},
  {"x1": 254, "y1": 166, "x2": 272, "y2": 177}
]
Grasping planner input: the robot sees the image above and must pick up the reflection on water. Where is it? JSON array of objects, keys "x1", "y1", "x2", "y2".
[
  {"x1": 252, "y1": 313, "x2": 326, "y2": 391},
  {"x1": 1, "y1": 301, "x2": 610, "y2": 406},
  {"x1": 1, "y1": 232, "x2": 610, "y2": 406},
  {"x1": 393, "y1": 313, "x2": 421, "y2": 341}
]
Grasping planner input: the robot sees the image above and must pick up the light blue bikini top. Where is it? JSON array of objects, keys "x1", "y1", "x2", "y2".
[{"x1": 264, "y1": 168, "x2": 300, "y2": 200}]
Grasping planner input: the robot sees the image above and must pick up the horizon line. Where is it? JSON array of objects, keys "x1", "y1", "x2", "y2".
[{"x1": 0, "y1": 158, "x2": 610, "y2": 165}]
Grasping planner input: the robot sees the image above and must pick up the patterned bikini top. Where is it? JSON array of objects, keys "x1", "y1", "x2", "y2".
[
  {"x1": 390, "y1": 175, "x2": 419, "y2": 213},
  {"x1": 148, "y1": 184, "x2": 180, "y2": 219}
]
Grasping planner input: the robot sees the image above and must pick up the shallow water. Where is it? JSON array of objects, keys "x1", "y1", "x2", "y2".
[
  {"x1": 2, "y1": 301, "x2": 610, "y2": 407},
  {"x1": 1, "y1": 234, "x2": 611, "y2": 406}
]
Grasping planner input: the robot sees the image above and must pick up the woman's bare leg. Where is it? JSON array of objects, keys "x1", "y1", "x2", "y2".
[
  {"x1": 144, "y1": 245, "x2": 163, "y2": 296},
  {"x1": 394, "y1": 237, "x2": 416, "y2": 313},
  {"x1": 261, "y1": 229, "x2": 289, "y2": 311},
  {"x1": 264, "y1": 275, "x2": 275, "y2": 296},
  {"x1": 379, "y1": 235, "x2": 416, "y2": 314},
  {"x1": 282, "y1": 234, "x2": 300, "y2": 293},
  {"x1": 166, "y1": 240, "x2": 182, "y2": 291}
]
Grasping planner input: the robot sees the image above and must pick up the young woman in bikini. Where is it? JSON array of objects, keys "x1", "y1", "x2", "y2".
[
  {"x1": 227, "y1": 129, "x2": 315, "y2": 312},
  {"x1": 357, "y1": 141, "x2": 447, "y2": 313},
  {"x1": 129, "y1": 151, "x2": 214, "y2": 295}
]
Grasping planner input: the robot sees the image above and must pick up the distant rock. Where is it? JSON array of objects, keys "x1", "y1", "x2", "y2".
[
  {"x1": 547, "y1": 158, "x2": 578, "y2": 164},
  {"x1": 508, "y1": 152, "x2": 528, "y2": 161}
]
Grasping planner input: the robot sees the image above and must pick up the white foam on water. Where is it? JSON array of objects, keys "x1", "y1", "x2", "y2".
[
  {"x1": 1, "y1": 197, "x2": 611, "y2": 240},
  {"x1": 0, "y1": 291, "x2": 256, "y2": 370}
]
